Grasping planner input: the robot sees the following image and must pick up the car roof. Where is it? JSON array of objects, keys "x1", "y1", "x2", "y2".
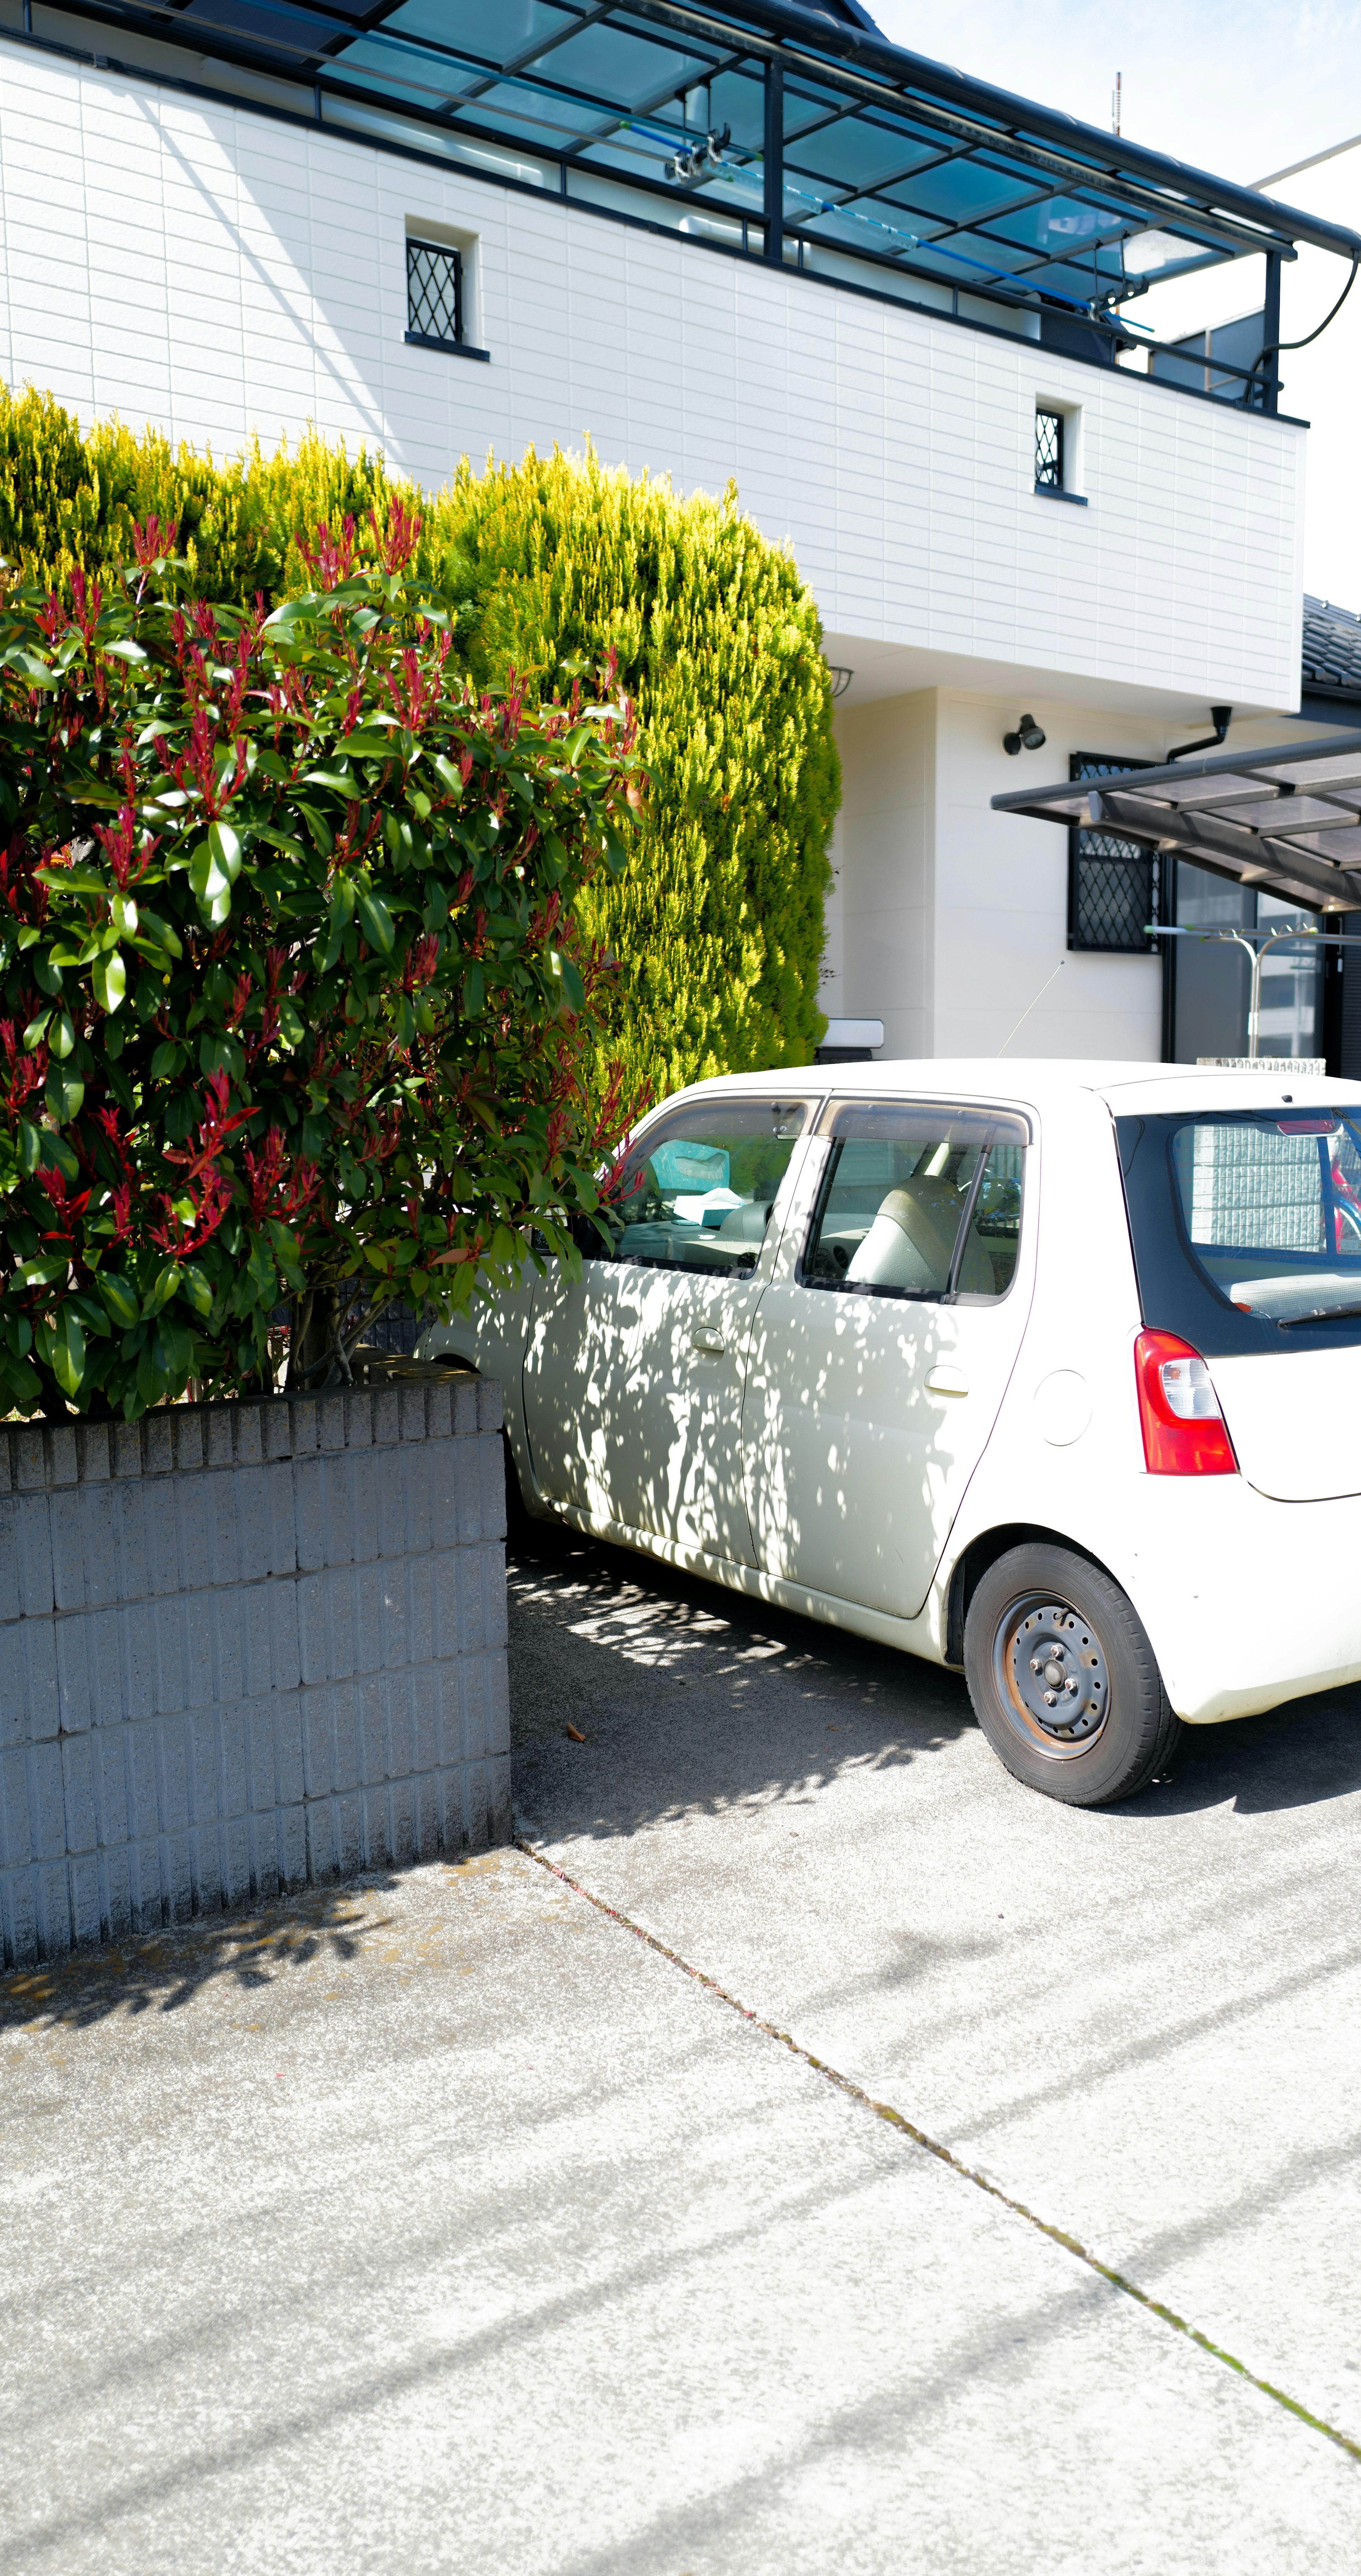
[{"x1": 657, "y1": 1058, "x2": 1361, "y2": 1119}]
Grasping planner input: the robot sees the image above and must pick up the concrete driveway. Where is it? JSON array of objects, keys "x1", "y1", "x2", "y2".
[{"x1": 4, "y1": 1520, "x2": 1361, "y2": 2572}]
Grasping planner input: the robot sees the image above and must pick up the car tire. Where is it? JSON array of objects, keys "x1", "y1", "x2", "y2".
[{"x1": 963, "y1": 1543, "x2": 1181, "y2": 1808}]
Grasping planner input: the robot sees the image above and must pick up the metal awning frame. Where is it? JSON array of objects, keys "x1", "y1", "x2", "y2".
[
  {"x1": 35, "y1": 0, "x2": 1361, "y2": 377},
  {"x1": 993, "y1": 732, "x2": 1361, "y2": 917}
]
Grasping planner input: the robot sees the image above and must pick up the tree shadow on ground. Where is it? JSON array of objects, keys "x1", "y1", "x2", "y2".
[
  {"x1": 508, "y1": 1521, "x2": 1361, "y2": 1834},
  {"x1": 0, "y1": 1872, "x2": 409, "y2": 2036}
]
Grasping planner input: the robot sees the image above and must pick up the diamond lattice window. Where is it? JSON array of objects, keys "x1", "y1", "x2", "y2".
[
  {"x1": 1035, "y1": 408, "x2": 1064, "y2": 491},
  {"x1": 407, "y1": 239, "x2": 462, "y2": 346},
  {"x1": 1068, "y1": 754, "x2": 1161, "y2": 954}
]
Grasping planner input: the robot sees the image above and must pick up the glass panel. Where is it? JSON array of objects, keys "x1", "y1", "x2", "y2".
[
  {"x1": 1169, "y1": 1113, "x2": 1361, "y2": 1322},
  {"x1": 594, "y1": 1101, "x2": 807, "y2": 1274},
  {"x1": 960, "y1": 1145, "x2": 1025, "y2": 1297},
  {"x1": 382, "y1": 0, "x2": 571, "y2": 66},
  {"x1": 803, "y1": 1104, "x2": 1026, "y2": 1301}
]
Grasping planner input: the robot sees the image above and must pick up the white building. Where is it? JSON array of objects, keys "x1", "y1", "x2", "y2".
[{"x1": 3, "y1": 0, "x2": 1359, "y2": 1065}]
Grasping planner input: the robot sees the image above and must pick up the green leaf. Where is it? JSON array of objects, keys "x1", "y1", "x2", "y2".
[
  {"x1": 38, "y1": 1130, "x2": 80, "y2": 1185},
  {"x1": 93, "y1": 952, "x2": 126, "y2": 1015},
  {"x1": 342, "y1": 728, "x2": 401, "y2": 757},
  {"x1": 245, "y1": 1233, "x2": 278, "y2": 1307},
  {"x1": 35, "y1": 1309, "x2": 85, "y2": 1399},
  {"x1": 297, "y1": 802, "x2": 333, "y2": 856},
  {"x1": 16, "y1": 1118, "x2": 40, "y2": 1175},
  {"x1": 149, "y1": 1040, "x2": 185, "y2": 1080},
  {"x1": 22, "y1": 1010, "x2": 50, "y2": 1052},
  {"x1": 430, "y1": 753, "x2": 465, "y2": 798},
  {"x1": 17, "y1": 1255, "x2": 71, "y2": 1287},
  {"x1": 102, "y1": 638, "x2": 149, "y2": 664},
  {"x1": 462, "y1": 962, "x2": 484, "y2": 1016},
  {"x1": 96, "y1": 1270, "x2": 141, "y2": 1330},
  {"x1": 143, "y1": 1262, "x2": 181, "y2": 1318},
  {"x1": 179, "y1": 1262, "x2": 214, "y2": 1319},
  {"x1": 355, "y1": 888, "x2": 394, "y2": 955},
  {"x1": 45, "y1": 1061, "x2": 84, "y2": 1124},
  {"x1": 209, "y1": 818, "x2": 243, "y2": 882},
  {"x1": 277, "y1": 999, "x2": 306, "y2": 1047},
  {"x1": 135, "y1": 907, "x2": 183, "y2": 959}
]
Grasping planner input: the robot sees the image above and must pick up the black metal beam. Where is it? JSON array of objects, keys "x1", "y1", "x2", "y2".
[{"x1": 763, "y1": 58, "x2": 784, "y2": 264}]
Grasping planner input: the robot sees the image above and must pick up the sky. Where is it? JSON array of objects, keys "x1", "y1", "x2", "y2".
[{"x1": 863, "y1": 0, "x2": 1361, "y2": 189}]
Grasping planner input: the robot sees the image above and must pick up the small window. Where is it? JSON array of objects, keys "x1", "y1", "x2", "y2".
[
  {"x1": 407, "y1": 238, "x2": 462, "y2": 348},
  {"x1": 590, "y1": 1101, "x2": 807, "y2": 1274},
  {"x1": 802, "y1": 1103, "x2": 1026, "y2": 1302},
  {"x1": 1035, "y1": 407, "x2": 1064, "y2": 491}
]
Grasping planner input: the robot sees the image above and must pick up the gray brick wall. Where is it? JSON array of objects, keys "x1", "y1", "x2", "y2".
[{"x1": 0, "y1": 1378, "x2": 509, "y2": 1967}]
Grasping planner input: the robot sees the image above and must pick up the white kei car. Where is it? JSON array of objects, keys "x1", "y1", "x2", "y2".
[{"x1": 422, "y1": 1059, "x2": 1361, "y2": 1807}]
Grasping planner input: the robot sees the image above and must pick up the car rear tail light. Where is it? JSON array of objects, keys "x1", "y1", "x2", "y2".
[{"x1": 1134, "y1": 1331, "x2": 1238, "y2": 1476}]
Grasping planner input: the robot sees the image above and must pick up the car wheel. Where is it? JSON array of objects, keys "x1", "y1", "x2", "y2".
[{"x1": 963, "y1": 1543, "x2": 1181, "y2": 1808}]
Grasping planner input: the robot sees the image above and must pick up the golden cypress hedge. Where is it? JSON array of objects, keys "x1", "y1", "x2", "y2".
[{"x1": 0, "y1": 389, "x2": 838, "y2": 1101}]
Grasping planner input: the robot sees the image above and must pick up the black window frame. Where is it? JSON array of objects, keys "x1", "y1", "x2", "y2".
[
  {"x1": 1068, "y1": 751, "x2": 1164, "y2": 956},
  {"x1": 405, "y1": 237, "x2": 465, "y2": 354},
  {"x1": 1035, "y1": 406, "x2": 1065, "y2": 492}
]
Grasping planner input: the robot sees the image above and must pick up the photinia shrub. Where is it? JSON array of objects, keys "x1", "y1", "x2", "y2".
[{"x1": 0, "y1": 504, "x2": 641, "y2": 1419}]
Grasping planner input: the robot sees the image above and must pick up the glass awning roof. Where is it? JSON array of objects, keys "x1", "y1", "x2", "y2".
[
  {"x1": 993, "y1": 735, "x2": 1361, "y2": 916},
  {"x1": 49, "y1": 0, "x2": 1361, "y2": 327}
]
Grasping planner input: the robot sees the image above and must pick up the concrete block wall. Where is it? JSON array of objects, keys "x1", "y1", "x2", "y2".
[{"x1": 0, "y1": 1378, "x2": 509, "y2": 1967}]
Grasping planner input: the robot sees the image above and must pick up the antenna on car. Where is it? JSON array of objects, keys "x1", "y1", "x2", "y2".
[{"x1": 997, "y1": 957, "x2": 1065, "y2": 1055}]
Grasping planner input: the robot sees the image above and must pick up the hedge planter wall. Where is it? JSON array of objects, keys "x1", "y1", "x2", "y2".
[{"x1": 0, "y1": 1376, "x2": 508, "y2": 1968}]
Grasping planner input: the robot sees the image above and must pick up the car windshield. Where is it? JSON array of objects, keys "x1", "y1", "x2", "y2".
[{"x1": 1118, "y1": 1105, "x2": 1361, "y2": 1348}]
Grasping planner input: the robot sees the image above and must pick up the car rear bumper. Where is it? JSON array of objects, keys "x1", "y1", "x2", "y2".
[{"x1": 1102, "y1": 1479, "x2": 1361, "y2": 1725}]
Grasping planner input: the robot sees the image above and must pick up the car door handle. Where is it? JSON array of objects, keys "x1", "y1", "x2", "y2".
[
  {"x1": 925, "y1": 1364, "x2": 969, "y2": 1397},
  {"x1": 691, "y1": 1327, "x2": 727, "y2": 1355}
]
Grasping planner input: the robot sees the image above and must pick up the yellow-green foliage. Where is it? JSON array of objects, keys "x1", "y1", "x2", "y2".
[
  {"x1": 432, "y1": 445, "x2": 838, "y2": 1100},
  {"x1": 0, "y1": 390, "x2": 838, "y2": 1098}
]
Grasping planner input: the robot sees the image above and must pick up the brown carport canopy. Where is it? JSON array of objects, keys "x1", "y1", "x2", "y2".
[{"x1": 992, "y1": 732, "x2": 1361, "y2": 913}]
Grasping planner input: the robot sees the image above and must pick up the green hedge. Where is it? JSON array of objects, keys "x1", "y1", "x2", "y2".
[{"x1": 0, "y1": 391, "x2": 839, "y2": 1101}]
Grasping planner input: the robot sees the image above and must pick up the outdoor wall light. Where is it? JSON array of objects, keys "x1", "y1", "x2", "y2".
[{"x1": 1003, "y1": 715, "x2": 1047, "y2": 755}]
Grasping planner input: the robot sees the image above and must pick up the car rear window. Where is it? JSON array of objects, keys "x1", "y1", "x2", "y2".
[{"x1": 1117, "y1": 1107, "x2": 1361, "y2": 1351}]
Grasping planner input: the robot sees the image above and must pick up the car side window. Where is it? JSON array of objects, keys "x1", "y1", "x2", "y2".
[
  {"x1": 802, "y1": 1103, "x2": 1027, "y2": 1301},
  {"x1": 590, "y1": 1100, "x2": 808, "y2": 1275}
]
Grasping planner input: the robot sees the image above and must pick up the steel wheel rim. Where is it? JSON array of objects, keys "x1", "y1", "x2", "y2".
[{"x1": 992, "y1": 1591, "x2": 1111, "y2": 1761}]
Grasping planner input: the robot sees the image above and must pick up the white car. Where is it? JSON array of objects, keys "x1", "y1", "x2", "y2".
[{"x1": 422, "y1": 1060, "x2": 1361, "y2": 1807}]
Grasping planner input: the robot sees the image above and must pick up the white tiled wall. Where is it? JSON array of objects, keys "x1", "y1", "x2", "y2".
[
  {"x1": 828, "y1": 690, "x2": 1171, "y2": 1063},
  {"x1": 0, "y1": 41, "x2": 1305, "y2": 713}
]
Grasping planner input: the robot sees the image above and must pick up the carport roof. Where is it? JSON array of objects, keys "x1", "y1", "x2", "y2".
[{"x1": 992, "y1": 731, "x2": 1361, "y2": 915}]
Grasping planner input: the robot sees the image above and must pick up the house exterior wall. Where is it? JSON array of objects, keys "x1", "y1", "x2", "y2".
[{"x1": 0, "y1": 39, "x2": 1306, "y2": 720}]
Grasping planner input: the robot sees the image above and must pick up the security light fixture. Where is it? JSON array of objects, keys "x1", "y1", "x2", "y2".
[{"x1": 1003, "y1": 716, "x2": 1047, "y2": 755}]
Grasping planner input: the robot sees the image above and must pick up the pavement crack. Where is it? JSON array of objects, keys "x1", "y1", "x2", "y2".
[{"x1": 516, "y1": 1834, "x2": 1361, "y2": 2472}]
